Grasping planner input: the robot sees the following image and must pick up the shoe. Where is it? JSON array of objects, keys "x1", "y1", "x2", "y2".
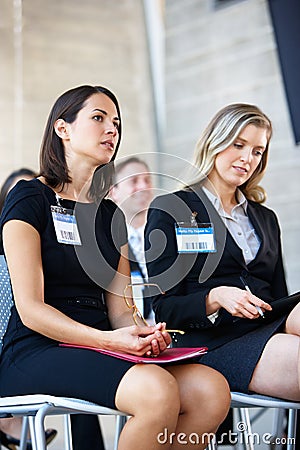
[{"x1": 0, "y1": 428, "x2": 57, "y2": 449}]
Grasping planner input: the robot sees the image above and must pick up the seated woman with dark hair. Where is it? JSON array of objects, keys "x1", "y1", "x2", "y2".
[{"x1": 0, "y1": 85, "x2": 230, "y2": 450}]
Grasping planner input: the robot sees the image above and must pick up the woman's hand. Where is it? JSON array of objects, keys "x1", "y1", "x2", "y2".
[
  {"x1": 104, "y1": 323, "x2": 171, "y2": 357},
  {"x1": 147, "y1": 322, "x2": 172, "y2": 356},
  {"x1": 207, "y1": 286, "x2": 272, "y2": 319}
]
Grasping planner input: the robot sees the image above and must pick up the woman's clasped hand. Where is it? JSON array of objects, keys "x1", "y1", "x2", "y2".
[{"x1": 108, "y1": 322, "x2": 171, "y2": 357}]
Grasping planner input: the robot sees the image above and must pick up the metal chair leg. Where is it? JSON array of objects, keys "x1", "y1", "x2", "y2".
[
  {"x1": 33, "y1": 404, "x2": 53, "y2": 450},
  {"x1": 286, "y1": 408, "x2": 297, "y2": 450},
  {"x1": 237, "y1": 408, "x2": 255, "y2": 450},
  {"x1": 19, "y1": 416, "x2": 29, "y2": 450},
  {"x1": 206, "y1": 433, "x2": 217, "y2": 450},
  {"x1": 63, "y1": 414, "x2": 73, "y2": 450},
  {"x1": 269, "y1": 408, "x2": 286, "y2": 450},
  {"x1": 114, "y1": 415, "x2": 127, "y2": 450},
  {"x1": 28, "y1": 416, "x2": 39, "y2": 450}
]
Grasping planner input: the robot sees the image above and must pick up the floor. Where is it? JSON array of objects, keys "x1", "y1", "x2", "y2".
[
  {"x1": 44, "y1": 407, "x2": 287, "y2": 449},
  {"x1": 45, "y1": 415, "x2": 116, "y2": 450}
]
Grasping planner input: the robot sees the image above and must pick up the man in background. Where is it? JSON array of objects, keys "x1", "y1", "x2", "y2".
[
  {"x1": 111, "y1": 156, "x2": 237, "y2": 445},
  {"x1": 110, "y1": 156, "x2": 154, "y2": 322}
]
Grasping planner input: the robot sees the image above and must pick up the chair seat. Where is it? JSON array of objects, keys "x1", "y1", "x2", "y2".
[
  {"x1": 0, "y1": 394, "x2": 127, "y2": 416},
  {"x1": 0, "y1": 394, "x2": 128, "y2": 450},
  {"x1": 229, "y1": 392, "x2": 299, "y2": 450},
  {"x1": 231, "y1": 391, "x2": 300, "y2": 409}
]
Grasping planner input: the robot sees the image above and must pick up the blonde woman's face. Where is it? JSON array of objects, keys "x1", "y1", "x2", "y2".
[{"x1": 208, "y1": 124, "x2": 268, "y2": 191}]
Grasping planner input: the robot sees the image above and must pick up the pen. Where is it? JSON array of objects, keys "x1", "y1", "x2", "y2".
[
  {"x1": 164, "y1": 329, "x2": 185, "y2": 335},
  {"x1": 239, "y1": 276, "x2": 265, "y2": 318}
]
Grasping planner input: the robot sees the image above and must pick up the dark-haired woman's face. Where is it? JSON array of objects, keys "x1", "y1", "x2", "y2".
[{"x1": 63, "y1": 93, "x2": 120, "y2": 167}]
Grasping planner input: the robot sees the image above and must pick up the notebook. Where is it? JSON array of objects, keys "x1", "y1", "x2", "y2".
[
  {"x1": 267, "y1": 291, "x2": 300, "y2": 318},
  {"x1": 235, "y1": 290, "x2": 300, "y2": 324},
  {"x1": 60, "y1": 343, "x2": 207, "y2": 364}
]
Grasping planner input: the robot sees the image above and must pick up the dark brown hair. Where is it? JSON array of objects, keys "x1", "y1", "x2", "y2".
[
  {"x1": 0, "y1": 167, "x2": 37, "y2": 213},
  {"x1": 39, "y1": 85, "x2": 122, "y2": 202}
]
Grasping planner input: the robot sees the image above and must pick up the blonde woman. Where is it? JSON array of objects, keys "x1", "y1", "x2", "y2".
[{"x1": 145, "y1": 103, "x2": 300, "y2": 401}]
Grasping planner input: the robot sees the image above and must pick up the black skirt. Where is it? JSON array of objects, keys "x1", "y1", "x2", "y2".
[
  {"x1": 199, "y1": 316, "x2": 286, "y2": 392},
  {"x1": 0, "y1": 335, "x2": 134, "y2": 410},
  {"x1": 0, "y1": 302, "x2": 134, "y2": 410}
]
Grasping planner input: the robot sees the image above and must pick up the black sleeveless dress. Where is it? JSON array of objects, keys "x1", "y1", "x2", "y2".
[{"x1": 0, "y1": 179, "x2": 134, "y2": 409}]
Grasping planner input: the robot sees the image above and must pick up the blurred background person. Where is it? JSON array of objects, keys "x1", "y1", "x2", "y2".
[
  {"x1": 110, "y1": 155, "x2": 235, "y2": 445},
  {"x1": 0, "y1": 168, "x2": 37, "y2": 213},
  {"x1": 0, "y1": 167, "x2": 57, "y2": 450},
  {"x1": 110, "y1": 157, "x2": 154, "y2": 323}
]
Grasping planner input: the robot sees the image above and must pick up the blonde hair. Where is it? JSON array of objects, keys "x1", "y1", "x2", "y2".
[{"x1": 190, "y1": 103, "x2": 272, "y2": 203}]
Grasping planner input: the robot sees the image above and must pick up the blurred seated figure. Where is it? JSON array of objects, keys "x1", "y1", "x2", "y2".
[
  {"x1": 110, "y1": 157, "x2": 154, "y2": 322},
  {"x1": 0, "y1": 167, "x2": 57, "y2": 450}
]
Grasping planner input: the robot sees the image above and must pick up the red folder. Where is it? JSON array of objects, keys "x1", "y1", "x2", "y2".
[{"x1": 60, "y1": 343, "x2": 207, "y2": 364}]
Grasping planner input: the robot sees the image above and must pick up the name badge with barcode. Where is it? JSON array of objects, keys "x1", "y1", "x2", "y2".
[
  {"x1": 175, "y1": 223, "x2": 216, "y2": 253},
  {"x1": 51, "y1": 206, "x2": 82, "y2": 246}
]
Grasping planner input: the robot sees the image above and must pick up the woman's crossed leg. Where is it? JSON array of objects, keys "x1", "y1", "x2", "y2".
[
  {"x1": 249, "y1": 304, "x2": 300, "y2": 400},
  {"x1": 115, "y1": 363, "x2": 230, "y2": 450}
]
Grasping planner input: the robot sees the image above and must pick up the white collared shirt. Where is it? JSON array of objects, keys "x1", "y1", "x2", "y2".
[
  {"x1": 202, "y1": 187, "x2": 261, "y2": 324},
  {"x1": 202, "y1": 187, "x2": 261, "y2": 265},
  {"x1": 127, "y1": 224, "x2": 148, "y2": 279}
]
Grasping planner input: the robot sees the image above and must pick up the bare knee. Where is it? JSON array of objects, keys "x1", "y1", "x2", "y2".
[
  {"x1": 285, "y1": 303, "x2": 300, "y2": 335},
  {"x1": 116, "y1": 365, "x2": 180, "y2": 421},
  {"x1": 193, "y1": 366, "x2": 231, "y2": 426},
  {"x1": 168, "y1": 364, "x2": 231, "y2": 429},
  {"x1": 249, "y1": 333, "x2": 300, "y2": 400}
]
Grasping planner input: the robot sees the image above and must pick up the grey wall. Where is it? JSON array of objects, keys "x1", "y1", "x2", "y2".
[
  {"x1": 163, "y1": 0, "x2": 300, "y2": 292},
  {"x1": 0, "y1": 0, "x2": 157, "y2": 178}
]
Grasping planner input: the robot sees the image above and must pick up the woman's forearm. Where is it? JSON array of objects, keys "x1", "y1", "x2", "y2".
[{"x1": 20, "y1": 300, "x2": 109, "y2": 347}]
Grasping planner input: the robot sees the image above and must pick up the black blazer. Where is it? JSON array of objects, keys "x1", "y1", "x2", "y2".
[{"x1": 144, "y1": 188, "x2": 288, "y2": 350}]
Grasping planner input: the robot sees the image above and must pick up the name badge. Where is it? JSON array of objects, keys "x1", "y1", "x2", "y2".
[
  {"x1": 175, "y1": 222, "x2": 216, "y2": 253},
  {"x1": 51, "y1": 206, "x2": 82, "y2": 246}
]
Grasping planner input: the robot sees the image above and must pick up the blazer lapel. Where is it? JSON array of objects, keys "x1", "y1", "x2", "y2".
[
  {"x1": 246, "y1": 202, "x2": 266, "y2": 262},
  {"x1": 187, "y1": 188, "x2": 247, "y2": 273},
  {"x1": 247, "y1": 202, "x2": 264, "y2": 241}
]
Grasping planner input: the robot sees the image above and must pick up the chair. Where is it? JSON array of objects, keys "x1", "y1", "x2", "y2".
[
  {"x1": 0, "y1": 255, "x2": 13, "y2": 357},
  {"x1": 230, "y1": 391, "x2": 300, "y2": 450},
  {"x1": 0, "y1": 254, "x2": 127, "y2": 450},
  {"x1": 0, "y1": 395, "x2": 127, "y2": 450}
]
